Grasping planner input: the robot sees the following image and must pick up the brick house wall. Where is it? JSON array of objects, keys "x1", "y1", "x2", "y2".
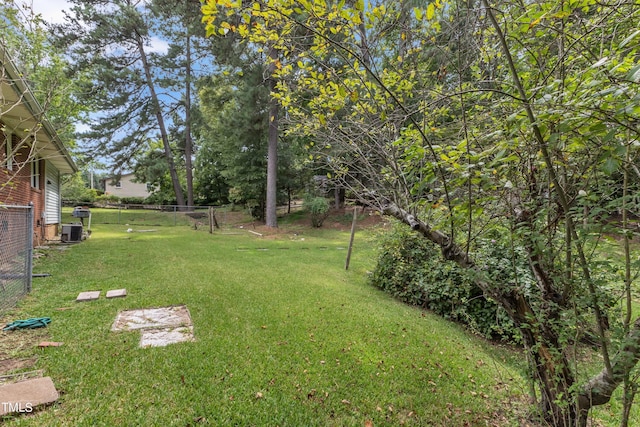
[
  {"x1": 2, "y1": 45, "x2": 77, "y2": 245},
  {"x1": 0, "y1": 133, "x2": 49, "y2": 244}
]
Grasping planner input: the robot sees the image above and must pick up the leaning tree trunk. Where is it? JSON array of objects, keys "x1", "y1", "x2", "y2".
[
  {"x1": 499, "y1": 290, "x2": 577, "y2": 426},
  {"x1": 134, "y1": 29, "x2": 186, "y2": 208},
  {"x1": 382, "y1": 204, "x2": 580, "y2": 426}
]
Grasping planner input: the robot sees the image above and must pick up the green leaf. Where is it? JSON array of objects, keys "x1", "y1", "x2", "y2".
[
  {"x1": 602, "y1": 129, "x2": 616, "y2": 143},
  {"x1": 620, "y1": 29, "x2": 640, "y2": 48},
  {"x1": 601, "y1": 157, "x2": 620, "y2": 175},
  {"x1": 626, "y1": 64, "x2": 640, "y2": 82}
]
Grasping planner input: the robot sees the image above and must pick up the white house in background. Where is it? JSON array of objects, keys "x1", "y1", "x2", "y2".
[{"x1": 103, "y1": 172, "x2": 152, "y2": 199}]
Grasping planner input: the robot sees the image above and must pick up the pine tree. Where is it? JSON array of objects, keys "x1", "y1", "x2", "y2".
[{"x1": 53, "y1": 0, "x2": 186, "y2": 206}]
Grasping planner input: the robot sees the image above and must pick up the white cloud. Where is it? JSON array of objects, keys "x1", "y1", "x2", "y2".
[
  {"x1": 30, "y1": 1, "x2": 168, "y2": 54},
  {"x1": 148, "y1": 36, "x2": 169, "y2": 55},
  {"x1": 30, "y1": 0, "x2": 73, "y2": 24}
]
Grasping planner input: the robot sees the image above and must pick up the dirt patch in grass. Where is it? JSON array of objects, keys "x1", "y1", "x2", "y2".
[
  {"x1": 0, "y1": 358, "x2": 36, "y2": 374},
  {"x1": 0, "y1": 319, "x2": 49, "y2": 376}
]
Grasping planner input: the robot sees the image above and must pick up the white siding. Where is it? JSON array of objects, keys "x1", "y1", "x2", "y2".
[
  {"x1": 104, "y1": 173, "x2": 152, "y2": 199},
  {"x1": 44, "y1": 161, "x2": 61, "y2": 225}
]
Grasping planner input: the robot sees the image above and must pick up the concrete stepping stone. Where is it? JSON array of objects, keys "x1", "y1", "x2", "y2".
[
  {"x1": 111, "y1": 305, "x2": 194, "y2": 348},
  {"x1": 139, "y1": 326, "x2": 195, "y2": 348},
  {"x1": 76, "y1": 291, "x2": 100, "y2": 302},
  {"x1": 106, "y1": 289, "x2": 127, "y2": 299},
  {"x1": 0, "y1": 376, "x2": 59, "y2": 415}
]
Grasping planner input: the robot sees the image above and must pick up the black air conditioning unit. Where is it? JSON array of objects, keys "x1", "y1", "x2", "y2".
[{"x1": 61, "y1": 223, "x2": 83, "y2": 243}]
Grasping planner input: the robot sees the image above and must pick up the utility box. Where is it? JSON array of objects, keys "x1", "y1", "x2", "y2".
[{"x1": 61, "y1": 224, "x2": 83, "y2": 243}]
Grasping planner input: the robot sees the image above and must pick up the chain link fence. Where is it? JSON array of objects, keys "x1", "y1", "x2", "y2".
[
  {"x1": 0, "y1": 205, "x2": 33, "y2": 314},
  {"x1": 61, "y1": 203, "x2": 260, "y2": 230},
  {"x1": 60, "y1": 202, "x2": 309, "y2": 231}
]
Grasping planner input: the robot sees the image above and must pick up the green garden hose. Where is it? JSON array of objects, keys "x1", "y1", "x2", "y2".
[{"x1": 2, "y1": 317, "x2": 51, "y2": 331}]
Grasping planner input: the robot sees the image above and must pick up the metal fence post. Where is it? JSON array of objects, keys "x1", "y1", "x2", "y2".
[{"x1": 26, "y1": 203, "x2": 33, "y2": 293}]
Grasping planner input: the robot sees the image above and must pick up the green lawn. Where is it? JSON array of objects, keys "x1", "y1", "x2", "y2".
[{"x1": 2, "y1": 211, "x2": 529, "y2": 426}]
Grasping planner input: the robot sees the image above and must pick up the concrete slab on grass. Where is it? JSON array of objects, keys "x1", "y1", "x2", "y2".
[
  {"x1": 139, "y1": 326, "x2": 195, "y2": 348},
  {"x1": 106, "y1": 289, "x2": 127, "y2": 299},
  {"x1": 111, "y1": 305, "x2": 194, "y2": 348},
  {"x1": 0, "y1": 376, "x2": 59, "y2": 415},
  {"x1": 111, "y1": 305, "x2": 192, "y2": 331},
  {"x1": 76, "y1": 291, "x2": 100, "y2": 302}
]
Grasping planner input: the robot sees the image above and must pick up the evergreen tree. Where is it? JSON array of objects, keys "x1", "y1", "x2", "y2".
[
  {"x1": 198, "y1": 68, "x2": 270, "y2": 218},
  {"x1": 53, "y1": 0, "x2": 186, "y2": 207},
  {"x1": 149, "y1": 0, "x2": 217, "y2": 208}
]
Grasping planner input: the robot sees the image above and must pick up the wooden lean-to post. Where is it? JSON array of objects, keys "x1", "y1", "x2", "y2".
[{"x1": 345, "y1": 207, "x2": 358, "y2": 270}]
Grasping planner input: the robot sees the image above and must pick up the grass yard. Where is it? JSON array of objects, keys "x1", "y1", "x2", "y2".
[{"x1": 2, "y1": 210, "x2": 531, "y2": 425}]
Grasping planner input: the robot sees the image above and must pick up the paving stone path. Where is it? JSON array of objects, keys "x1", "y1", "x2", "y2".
[
  {"x1": 111, "y1": 305, "x2": 194, "y2": 348},
  {"x1": 76, "y1": 291, "x2": 100, "y2": 302}
]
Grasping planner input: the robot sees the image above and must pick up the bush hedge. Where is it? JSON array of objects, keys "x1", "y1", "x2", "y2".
[
  {"x1": 304, "y1": 196, "x2": 331, "y2": 227},
  {"x1": 370, "y1": 223, "x2": 521, "y2": 341}
]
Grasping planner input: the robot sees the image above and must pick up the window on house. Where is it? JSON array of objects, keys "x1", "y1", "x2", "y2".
[
  {"x1": 31, "y1": 158, "x2": 40, "y2": 189},
  {"x1": 115, "y1": 181, "x2": 122, "y2": 189}
]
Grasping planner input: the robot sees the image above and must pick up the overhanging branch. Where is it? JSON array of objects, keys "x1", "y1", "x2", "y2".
[{"x1": 381, "y1": 203, "x2": 474, "y2": 268}]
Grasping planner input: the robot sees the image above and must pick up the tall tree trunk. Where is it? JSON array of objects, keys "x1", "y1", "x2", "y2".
[
  {"x1": 265, "y1": 45, "x2": 278, "y2": 228},
  {"x1": 134, "y1": 29, "x2": 186, "y2": 208},
  {"x1": 505, "y1": 294, "x2": 577, "y2": 426},
  {"x1": 185, "y1": 34, "x2": 194, "y2": 209}
]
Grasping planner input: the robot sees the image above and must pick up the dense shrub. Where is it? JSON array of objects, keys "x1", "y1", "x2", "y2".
[
  {"x1": 143, "y1": 191, "x2": 177, "y2": 206},
  {"x1": 61, "y1": 173, "x2": 98, "y2": 203},
  {"x1": 370, "y1": 223, "x2": 520, "y2": 341},
  {"x1": 95, "y1": 194, "x2": 120, "y2": 205},
  {"x1": 120, "y1": 197, "x2": 146, "y2": 205},
  {"x1": 304, "y1": 195, "x2": 331, "y2": 227}
]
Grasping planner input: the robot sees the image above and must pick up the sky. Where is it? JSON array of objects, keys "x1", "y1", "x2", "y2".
[
  {"x1": 29, "y1": 0, "x2": 168, "y2": 53},
  {"x1": 30, "y1": 0, "x2": 72, "y2": 24},
  {"x1": 27, "y1": 0, "x2": 171, "y2": 173}
]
